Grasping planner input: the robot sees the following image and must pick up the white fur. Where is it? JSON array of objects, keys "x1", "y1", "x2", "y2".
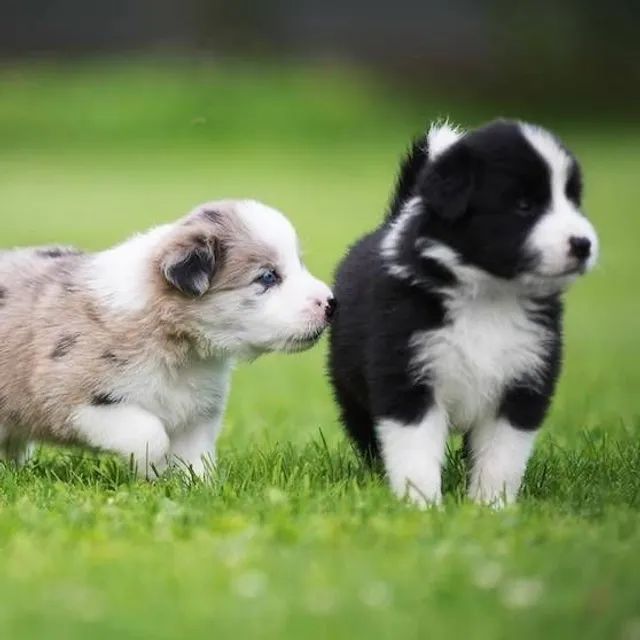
[
  {"x1": 427, "y1": 121, "x2": 464, "y2": 161},
  {"x1": 419, "y1": 242, "x2": 460, "y2": 270},
  {"x1": 169, "y1": 418, "x2": 221, "y2": 476},
  {"x1": 380, "y1": 197, "x2": 422, "y2": 282},
  {"x1": 380, "y1": 197, "x2": 421, "y2": 262},
  {"x1": 88, "y1": 224, "x2": 174, "y2": 312},
  {"x1": 377, "y1": 408, "x2": 448, "y2": 506},
  {"x1": 72, "y1": 405, "x2": 170, "y2": 478},
  {"x1": 520, "y1": 124, "x2": 599, "y2": 280},
  {"x1": 235, "y1": 200, "x2": 300, "y2": 260},
  {"x1": 467, "y1": 418, "x2": 537, "y2": 506}
]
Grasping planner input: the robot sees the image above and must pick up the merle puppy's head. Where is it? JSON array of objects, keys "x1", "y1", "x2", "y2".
[
  {"x1": 152, "y1": 200, "x2": 335, "y2": 358},
  {"x1": 383, "y1": 120, "x2": 598, "y2": 294}
]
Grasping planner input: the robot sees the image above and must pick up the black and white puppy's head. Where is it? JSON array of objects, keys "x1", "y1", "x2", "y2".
[{"x1": 383, "y1": 120, "x2": 598, "y2": 295}]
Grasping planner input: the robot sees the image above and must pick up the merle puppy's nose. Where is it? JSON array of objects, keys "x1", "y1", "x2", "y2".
[
  {"x1": 325, "y1": 297, "x2": 337, "y2": 321},
  {"x1": 569, "y1": 236, "x2": 592, "y2": 261}
]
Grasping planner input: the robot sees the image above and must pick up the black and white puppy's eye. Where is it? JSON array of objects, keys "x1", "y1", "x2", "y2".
[
  {"x1": 515, "y1": 197, "x2": 534, "y2": 215},
  {"x1": 255, "y1": 268, "x2": 280, "y2": 290}
]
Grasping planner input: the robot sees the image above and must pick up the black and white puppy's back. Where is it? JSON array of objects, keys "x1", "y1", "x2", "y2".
[{"x1": 328, "y1": 120, "x2": 598, "y2": 506}]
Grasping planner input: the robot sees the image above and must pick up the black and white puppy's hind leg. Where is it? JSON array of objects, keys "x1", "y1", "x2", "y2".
[{"x1": 366, "y1": 314, "x2": 450, "y2": 507}]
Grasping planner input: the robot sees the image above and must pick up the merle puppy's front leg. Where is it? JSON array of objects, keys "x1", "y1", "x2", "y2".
[
  {"x1": 72, "y1": 405, "x2": 170, "y2": 479},
  {"x1": 169, "y1": 414, "x2": 223, "y2": 478},
  {"x1": 377, "y1": 407, "x2": 448, "y2": 506}
]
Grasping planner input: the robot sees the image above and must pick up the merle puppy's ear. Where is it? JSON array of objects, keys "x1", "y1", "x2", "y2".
[
  {"x1": 161, "y1": 234, "x2": 218, "y2": 297},
  {"x1": 420, "y1": 145, "x2": 474, "y2": 221}
]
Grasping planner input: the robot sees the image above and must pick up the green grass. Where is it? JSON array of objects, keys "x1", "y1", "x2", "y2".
[{"x1": 0, "y1": 61, "x2": 639, "y2": 639}]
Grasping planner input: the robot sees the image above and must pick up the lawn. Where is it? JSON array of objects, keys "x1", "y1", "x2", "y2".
[{"x1": 0, "y1": 61, "x2": 639, "y2": 640}]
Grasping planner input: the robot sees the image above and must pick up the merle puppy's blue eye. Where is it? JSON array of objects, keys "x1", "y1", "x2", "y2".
[{"x1": 255, "y1": 269, "x2": 280, "y2": 289}]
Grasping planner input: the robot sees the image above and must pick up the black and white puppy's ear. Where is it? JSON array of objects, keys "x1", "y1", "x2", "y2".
[
  {"x1": 419, "y1": 144, "x2": 475, "y2": 221},
  {"x1": 162, "y1": 235, "x2": 218, "y2": 297},
  {"x1": 386, "y1": 136, "x2": 430, "y2": 220}
]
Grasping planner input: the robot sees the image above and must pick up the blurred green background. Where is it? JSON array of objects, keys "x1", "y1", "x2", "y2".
[
  {"x1": 1, "y1": 59, "x2": 638, "y2": 444},
  {"x1": 1, "y1": 3, "x2": 639, "y2": 639}
]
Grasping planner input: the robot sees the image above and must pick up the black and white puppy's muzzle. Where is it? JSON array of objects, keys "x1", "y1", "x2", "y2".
[{"x1": 519, "y1": 138, "x2": 599, "y2": 293}]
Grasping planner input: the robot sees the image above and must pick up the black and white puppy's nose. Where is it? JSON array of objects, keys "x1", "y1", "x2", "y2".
[
  {"x1": 569, "y1": 236, "x2": 592, "y2": 261},
  {"x1": 325, "y1": 297, "x2": 337, "y2": 321}
]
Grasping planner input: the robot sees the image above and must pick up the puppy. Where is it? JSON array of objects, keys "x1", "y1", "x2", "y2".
[
  {"x1": 328, "y1": 120, "x2": 598, "y2": 506},
  {"x1": 0, "y1": 200, "x2": 335, "y2": 476}
]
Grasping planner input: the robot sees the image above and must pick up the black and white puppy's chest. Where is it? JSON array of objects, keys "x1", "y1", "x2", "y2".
[{"x1": 410, "y1": 292, "x2": 560, "y2": 432}]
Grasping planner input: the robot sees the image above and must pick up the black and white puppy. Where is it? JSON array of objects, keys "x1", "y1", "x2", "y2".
[{"x1": 328, "y1": 120, "x2": 598, "y2": 506}]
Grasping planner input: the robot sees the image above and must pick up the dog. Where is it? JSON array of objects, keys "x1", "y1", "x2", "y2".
[
  {"x1": 0, "y1": 199, "x2": 335, "y2": 476},
  {"x1": 328, "y1": 119, "x2": 598, "y2": 506}
]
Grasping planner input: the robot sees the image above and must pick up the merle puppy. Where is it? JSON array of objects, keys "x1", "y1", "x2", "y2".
[
  {"x1": 328, "y1": 120, "x2": 598, "y2": 506},
  {"x1": 0, "y1": 200, "x2": 334, "y2": 477}
]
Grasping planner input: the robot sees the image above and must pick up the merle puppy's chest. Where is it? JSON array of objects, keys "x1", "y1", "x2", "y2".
[
  {"x1": 116, "y1": 358, "x2": 232, "y2": 432},
  {"x1": 411, "y1": 290, "x2": 552, "y2": 429}
]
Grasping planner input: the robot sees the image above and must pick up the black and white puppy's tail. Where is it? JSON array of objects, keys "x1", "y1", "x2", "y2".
[{"x1": 386, "y1": 121, "x2": 464, "y2": 221}]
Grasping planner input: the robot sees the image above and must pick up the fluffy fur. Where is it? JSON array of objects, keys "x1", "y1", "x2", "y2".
[
  {"x1": 328, "y1": 119, "x2": 598, "y2": 506},
  {"x1": 0, "y1": 200, "x2": 334, "y2": 476}
]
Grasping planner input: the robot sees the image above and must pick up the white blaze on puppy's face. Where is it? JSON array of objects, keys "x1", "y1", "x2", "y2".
[
  {"x1": 222, "y1": 201, "x2": 332, "y2": 354},
  {"x1": 520, "y1": 124, "x2": 599, "y2": 284}
]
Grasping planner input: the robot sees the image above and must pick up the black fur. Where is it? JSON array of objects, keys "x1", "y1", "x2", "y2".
[
  {"x1": 328, "y1": 120, "x2": 580, "y2": 462},
  {"x1": 165, "y1": 238, "x2": 217, "y2": 297},
  {"x1": 91, "y1": 392, "x2": 122, "y2": 406},
  {"x1": 37, "y1": 247, "x2": 83, "y2": 259},
  {"x1": 51, "y1": 334, "x2": 79, "y2": 359},
  {"x1": 101, "y1": 350, "x2": 127, "y2": 366},
  {"x1": 0, "y1": 286, "x2": 6, "y2": 306},
  {"x1": 386, "y1": 136, "x2": 430, "y2": 220}
]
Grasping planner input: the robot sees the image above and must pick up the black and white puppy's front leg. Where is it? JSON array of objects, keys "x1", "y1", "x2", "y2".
[
  {"x1": 377, "y1": 408, "x2": 448, "y2": 506},
  {"x1": 466, "y1": 418, "x2": 537, "y2": 506},
  {"x1": 466, "y1": 381, "x2": 555, "y2": 506}
]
